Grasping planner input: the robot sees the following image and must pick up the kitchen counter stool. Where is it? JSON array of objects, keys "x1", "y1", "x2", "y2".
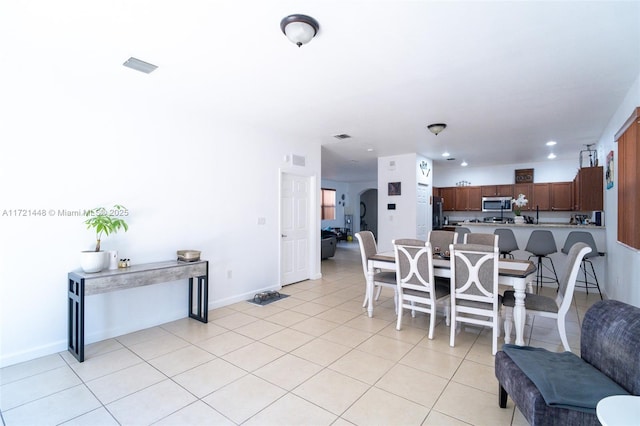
[
  {"x1": 494, "y1": 228, "x2": 519, "y2": 259},
  {"x1": 525, "y1": 230, "x2": 560, "y2": 293}
]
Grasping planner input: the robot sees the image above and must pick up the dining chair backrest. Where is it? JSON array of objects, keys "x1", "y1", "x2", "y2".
[
  {"x1": 463, "y1": 233, "x2": 498, "y2": 247},
  {"x1": 455, "y1": 227, "x2": 471, "y2": 243},
  {"x1": 450, "y1": 243, "x2": 499, "y2": 302},
  {"x1": 355, "y1": 231, "x2": 378, "y2": 279},
  {"x1": 428, "y1": 230, "x2": 458, "y2": 254},
  {"x1": 556, "y1": 242, "x2": 591, "y2": 311},
  {"x1": 393, "y1": 239, "x2": 434, "y2": 290}
]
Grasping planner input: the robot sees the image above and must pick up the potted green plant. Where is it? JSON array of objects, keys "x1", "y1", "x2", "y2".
[{"x1": 80, "y1": 205, "x2": 129, "y2": 272}]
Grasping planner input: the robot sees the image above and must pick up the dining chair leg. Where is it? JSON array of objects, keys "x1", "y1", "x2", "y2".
[
  {"x1": 428, "y1": 309, "x2": 436, "y2": 339},
  {"x1": 375, "y1": 285, "x2": 383, "y2": 301},
  {"x1": 445, "y1": 305, "x2": 451, "y2": 327}
]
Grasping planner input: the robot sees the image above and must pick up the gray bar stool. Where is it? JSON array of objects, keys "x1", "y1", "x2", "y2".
[
  {"x1": 525, "y1": 230, "x2": 560, "y2": 293},
  {"x1": 494, "y1": 228, "x2": 519, "y2": 259},
  {"x1": 561, "y1": 231, "x2": 603, "y2": 300}
]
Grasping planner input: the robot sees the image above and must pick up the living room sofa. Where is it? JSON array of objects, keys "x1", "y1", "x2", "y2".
[
  {"x1": 495, "y1": 299, "x2": 640, "y2": 425},
  {"x1": 321, "y1": 230, "x2": 337, "y2": 259}
]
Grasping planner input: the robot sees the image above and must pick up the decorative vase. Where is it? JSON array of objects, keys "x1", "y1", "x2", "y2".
[
  {"x1": 80, "y1": 251, "x2": 108, "y2": 273},
  {"x1": 513, "y1": 215, "x2": 525, "y2": 224}
]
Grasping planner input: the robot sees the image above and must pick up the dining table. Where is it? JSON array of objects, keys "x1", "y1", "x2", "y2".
[{"x1": 367, "y1": 251, "x2": 537, "y2": 346}]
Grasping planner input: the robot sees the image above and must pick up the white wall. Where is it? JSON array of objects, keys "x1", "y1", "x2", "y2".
[
  {"x1": 597, "y1": 72, "x2": 640, "y2": 306},
  {"x1": 377, "y1": 154, "x2": 422, "y2": 252},
  {"x1": 0, "y1": 91, "x2": 322, "y2": 367}
]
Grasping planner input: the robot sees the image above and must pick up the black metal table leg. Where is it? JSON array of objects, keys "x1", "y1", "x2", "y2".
[
  {"x1": 188, "y1": 261, "x2": 208, "y2": 323},
  {"x1": 67, "y1": 278, "x2": 85, "y2": 362}
]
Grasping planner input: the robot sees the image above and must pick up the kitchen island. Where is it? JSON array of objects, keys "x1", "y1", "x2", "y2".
[{"x1": 450, "y1": 222, "x2": 606, "y2": 294}]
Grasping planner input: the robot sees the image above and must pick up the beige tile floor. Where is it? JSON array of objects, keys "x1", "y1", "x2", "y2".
[{"x1": 0, "y1": 242, "x2": 602, "y2": 426}]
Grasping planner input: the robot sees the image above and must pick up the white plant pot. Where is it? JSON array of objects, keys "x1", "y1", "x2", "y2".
[
  {"x1": 513, "y1": 215, "x2": 525, "y2": 224},
  {"x1": 80, "y1": 251, "x2": 108, "y2": 273}
]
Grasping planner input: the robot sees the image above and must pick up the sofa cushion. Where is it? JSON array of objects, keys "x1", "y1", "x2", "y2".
[{"x1": 502, "y1": 344, "x2": 629, "y2": 413}]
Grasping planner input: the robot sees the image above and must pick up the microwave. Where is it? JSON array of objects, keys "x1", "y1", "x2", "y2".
[{"x1": 482, "y1": 196, "x2": 512, "y2": 212}]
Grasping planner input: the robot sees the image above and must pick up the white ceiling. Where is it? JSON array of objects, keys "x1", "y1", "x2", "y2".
[{"x1": 2, "y1": 1, "x2": 639, "y2": 183}]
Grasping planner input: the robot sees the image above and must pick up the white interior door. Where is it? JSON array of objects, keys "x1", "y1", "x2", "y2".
[
  {"x1": 281, "y1": 173, "x2": 311, "y2": 285},
  {"x1": 416, "y1": 183, "x2": 429, "y2": 241}
]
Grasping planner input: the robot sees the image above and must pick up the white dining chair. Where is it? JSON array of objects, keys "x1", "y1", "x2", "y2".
[
  {"x1": 463, "y1": 233, "x2": 499, "y2": 247},
  {"x1": 355, "y1": 231, "x2": 398, "y2": 312},
  {"x1": 449, "y1": 243, "x2": 502, "y2": 355},
  {"x1": 503, "y1": 242, "x2": 591, "y2": 352},
  {"x1": 393, "y1": 239, "x2": 450, "y2": 339},
  {"x1": 427, "y1": 230, "x2": 458, "y2": 255}
]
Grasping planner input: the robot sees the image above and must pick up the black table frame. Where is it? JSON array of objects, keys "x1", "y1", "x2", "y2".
[{"x1": 67, "y1": 260, "x2": 208, "y2": 362}]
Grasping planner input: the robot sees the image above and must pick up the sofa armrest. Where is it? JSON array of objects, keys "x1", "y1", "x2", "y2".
[{"x1": 581, "y1": 300, "x2": 640, "y2": 395}]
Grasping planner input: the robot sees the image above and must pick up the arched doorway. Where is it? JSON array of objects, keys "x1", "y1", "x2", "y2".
[{"x1": 359, "y1": 188, "x2": 378, "y2": 238}]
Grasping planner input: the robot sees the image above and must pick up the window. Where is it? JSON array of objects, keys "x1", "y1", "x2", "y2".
[
  {"x1": 321, "y1": 188, "x2": 336, "y2": 220},
  {"x1": 615, "y1": 107, "x2": 640, "y2": 249}
]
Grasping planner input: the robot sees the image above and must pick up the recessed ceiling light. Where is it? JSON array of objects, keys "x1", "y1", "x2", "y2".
[
  {"x1": 548, "y1": 153, "x2": 556, "y2": 159},
  {"x1": 367, "y1": 148, "x2": 374, "y2": 152},
  {"x1": 442, "y1": 152, "x2": 450, "y2": 157},
  {"x1": 546, "y1": 141, "x2": 557, "y2": 146},
  {"x1": 123, "y1": 57, "x2": 158, "y2": 74},
  {"x1": 461, "y1": 161, "x2": 468, "y2": 167}
]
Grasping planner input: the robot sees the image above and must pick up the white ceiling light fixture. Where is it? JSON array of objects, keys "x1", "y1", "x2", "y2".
[
  {"x1": 123, "y1": 57, "x2": 158, "y2": 74},
  {"x1": 280, "y1": 14, "x2": 319, "y2": 47},
  {"x1": 461, "y1": 161, "x2": 468, "y2": 167},
  {"x1": 548, "y1": 153, "x2": 557, "y2": 159},
  {"x1": 442, "y1": 151, "x2": 450, "y2": 157},
  {"x1": 546, "y1": 140, "x2": 557, "y2": 146},
  {"x1": 427, "y1": 123, "x2": 447, "y2": 136}
]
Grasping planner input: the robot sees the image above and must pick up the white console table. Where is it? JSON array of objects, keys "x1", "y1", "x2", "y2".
[{"x1": 67, "y1": 260, "x2": 208, "y2": 362}]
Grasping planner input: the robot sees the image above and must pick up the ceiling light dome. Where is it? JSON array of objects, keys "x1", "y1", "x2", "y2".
[
  {"x1": 427, "y1": 123, "x2": 447, "y2": 135},
  {"x1": 280, "y1": 14, "x2": 319, "y2": 47}
]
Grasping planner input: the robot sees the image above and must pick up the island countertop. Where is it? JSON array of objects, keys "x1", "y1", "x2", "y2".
[{"x1": 450, "y1": 222, "x2": 605, "y2": 230}]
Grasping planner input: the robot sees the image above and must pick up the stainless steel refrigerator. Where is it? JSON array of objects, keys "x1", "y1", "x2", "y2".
[{"x1": 432, "y1": 196, "x2": 444, "y2": 229}]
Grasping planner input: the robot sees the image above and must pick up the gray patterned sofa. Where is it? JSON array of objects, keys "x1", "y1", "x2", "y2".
[{"x1": 495, "y1": 299, "x2": 640, "y2": 425}]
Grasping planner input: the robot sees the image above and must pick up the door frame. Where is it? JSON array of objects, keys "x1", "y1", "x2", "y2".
[{"x1": 278, "y1": 168, "x2": 321, "y2": 285}]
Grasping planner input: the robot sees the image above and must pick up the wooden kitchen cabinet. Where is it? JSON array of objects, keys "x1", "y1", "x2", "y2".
[
  {"x1": 532, "y1": 183, "x2": 550, "y2": 211},
  {"x1": 550, "y1": 182, "x2": 573, "y2": 211},
  {"x1": 481, "y1": 185, "x2": 514, "y2": 197},
  {"x1": 440, "y1": 187, "x2": 457, "y2": 211},
  {"x1": 573, "y1": 166, "x2": 603, "y2": 211},
  {"x1": 455, "y1": 186, "x2": 482, "y2": 211}
]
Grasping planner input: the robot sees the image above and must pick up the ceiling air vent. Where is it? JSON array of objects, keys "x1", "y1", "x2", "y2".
[{"x1": 333, "y1": 134, "x2": 352, "y2": 140}]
